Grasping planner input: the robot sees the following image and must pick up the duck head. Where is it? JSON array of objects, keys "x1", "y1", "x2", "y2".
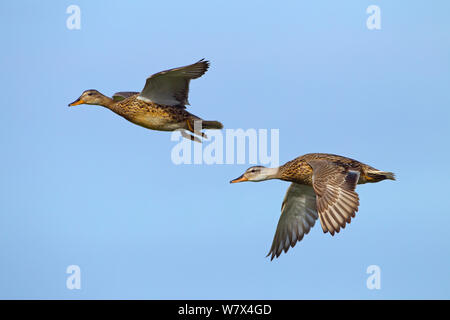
[
  {"x1": 68, "y1": 89, "x2": 112, "y2": 107},
  {"x1": 230, "y1": 166, "x2": 279, "y2": 183}
]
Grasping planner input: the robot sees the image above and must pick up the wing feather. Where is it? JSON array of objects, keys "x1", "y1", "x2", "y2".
[
  {"x1": 112, "y1": 91, "x2": 139, "y2": 102},
  {"x1": 138, "y1": 59, "x2": 209, "y2": 106},
  {"x1": 308, "y1": 160, "x2": 360, "y2": 236},
  {"x1": 267, "y1": 183, "x2": 318, "y2": 260}
]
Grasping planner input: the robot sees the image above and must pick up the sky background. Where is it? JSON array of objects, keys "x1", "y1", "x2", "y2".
[{"x1": 0, "y1": 0, "x2": 449, "y2": 299}]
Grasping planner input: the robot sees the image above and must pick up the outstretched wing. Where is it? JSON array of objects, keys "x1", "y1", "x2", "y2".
[
  {"x1": 138, "y1": 59, "x2": 209, "y2": 106},
  {"x1": 267, "y1": 183, "x2": 318, "y2": 260},
  {"x1": 112, "y1": 91, "x2": 139, "y2": 102},
  {"x1": 308, "y1": 159, "x2": 360, "y2": 236}
]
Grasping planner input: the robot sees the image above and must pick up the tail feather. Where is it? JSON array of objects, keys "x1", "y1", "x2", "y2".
[
  {"x1": 201, "y1": 120, "x2": 223, "y2": 130},
  {"x1": 381, "y1": 171, "x2": 396, "y2": 181},
  {"x1": 366, "y1": 170, "x2": 396, "y2": 182}
]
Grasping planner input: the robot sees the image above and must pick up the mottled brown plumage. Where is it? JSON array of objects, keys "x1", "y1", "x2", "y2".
[
  {"x1": 109, "y1": 94, "x2": 203, "y2": 132},
  {"x1": 68, "y1": 60, "x2": 223, "y2": 142},
  {"x1": 230, "y1": 153, "x2": 395, "y2": 260},
  {"x1": 277, "y1": 153, "x2": 387, "y2": 185}
]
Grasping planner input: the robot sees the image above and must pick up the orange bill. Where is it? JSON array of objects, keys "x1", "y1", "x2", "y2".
[
  {"x1": 230, "y1": 174, "x2": 248, "y2": 183},
  {"x1": 68, "y1": 98, "x2": 84, "y2": 106}
]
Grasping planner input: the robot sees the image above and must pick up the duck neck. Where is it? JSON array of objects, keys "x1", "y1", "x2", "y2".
[
  {"x1": 261, "y1": 167, "x2": 281, "y2": 181},
  {"x1": 98, "y1": 95, "x2": 115, "y2": 109}
]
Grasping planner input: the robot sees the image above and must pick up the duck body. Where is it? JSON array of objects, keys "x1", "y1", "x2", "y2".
[
  {"x1": 69, "y1": 59, "x2": 222, "y2": 142},
  {"x1": 109, "y1": 94, "x2": 201, "y2": 132},
  {"x1": 278, "y1": 153, "x2": 391, "y2": 186},
  {"x1": 230, "y1": 153, "x2": 395, "y2": 260}
]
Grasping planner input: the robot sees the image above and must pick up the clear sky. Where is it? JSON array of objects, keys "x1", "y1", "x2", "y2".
[{"x1": 0, "y1": 0, "x2": 449, "y2": 299}]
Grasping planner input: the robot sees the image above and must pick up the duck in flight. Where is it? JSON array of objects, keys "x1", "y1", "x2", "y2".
[
  {"x1": 230, "y1": 153, "x2": 395, "y2": 260},
  {"x1": 68, "y1": 59, "x2": 223, "y2": 142}
]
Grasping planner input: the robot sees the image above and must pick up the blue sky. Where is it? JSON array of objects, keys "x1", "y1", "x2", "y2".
[{"x1": 0, "y1": 0, "x2": 449, "y2": 299}]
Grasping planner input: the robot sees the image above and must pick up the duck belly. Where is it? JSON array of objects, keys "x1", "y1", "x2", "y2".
[{"x1": 128, "y1": 114, "x2": 186, "y2": 132}]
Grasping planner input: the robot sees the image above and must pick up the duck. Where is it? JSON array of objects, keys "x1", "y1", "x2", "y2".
[
  {"x1": 68, "y1": 59, "x2": 223, "y2": 142},
  {"x1": 230, "y1": 153, "x2": 395, "y2": 260}
]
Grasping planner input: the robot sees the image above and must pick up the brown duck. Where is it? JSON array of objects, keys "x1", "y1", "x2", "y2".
[
  {"x1": 69, "y1": 59, "x2": 223, "y2": 142},
  {"x1": 230, "y1": 153, "x2": 395, "y2": 260}
]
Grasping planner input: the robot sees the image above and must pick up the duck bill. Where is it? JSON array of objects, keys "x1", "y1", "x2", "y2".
[
  {"x1": 230, "y1": 174, "x2": 248, "y2": 184},
  {"x1": 68, "y1": 98, "x2": 84, "y2": 107}
]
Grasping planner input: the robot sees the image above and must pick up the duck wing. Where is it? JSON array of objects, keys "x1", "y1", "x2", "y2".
[
  {"x1": 138, "y1": 59, "x2": 209, "y2": 106},
  {"x1": 307, "y1": 159, "x2": 360, "y2": 236},
  {"x1": 267, "y1": 183, "x2": 318, "y2": 260},
  {"x1": 112, "y1": 91, "x2": 139, "y2": 102}
]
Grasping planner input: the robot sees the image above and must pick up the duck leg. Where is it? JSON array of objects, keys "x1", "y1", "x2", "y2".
[
  {"x1": 180, "y1": 129, "x2": 202, "y2": 143},
  {"x1": 186, "y1": 119, "x2": 208, "y2": 140}
]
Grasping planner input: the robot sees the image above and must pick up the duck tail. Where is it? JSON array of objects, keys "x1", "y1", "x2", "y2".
[
  {"x1": 366, "y1": 169, "x2": 396, "y2": 182},
  {"x1": 381, "y1": 171, "x2": 396, "y2": 181},
  {"x1": 201, "y1": 120, "x2": 223, "y2": 130}
]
